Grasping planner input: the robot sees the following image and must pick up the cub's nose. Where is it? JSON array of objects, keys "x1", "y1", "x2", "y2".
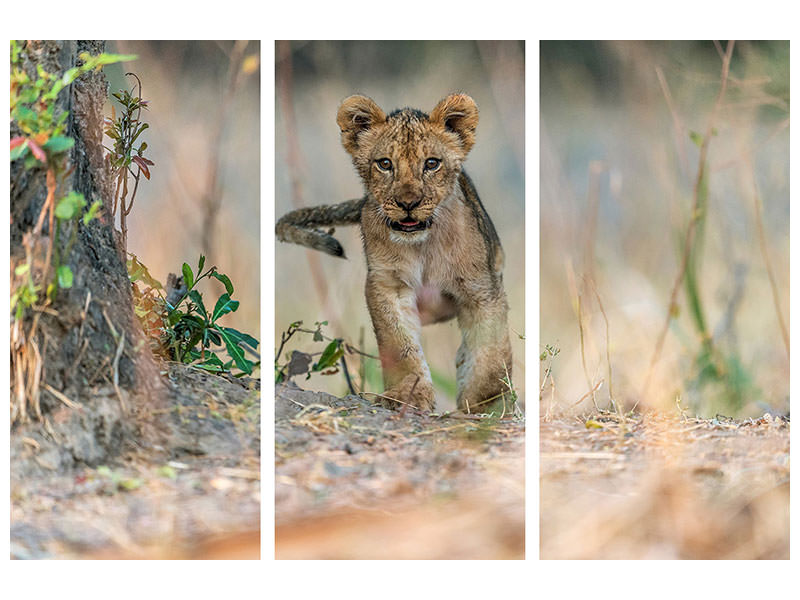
[{"x1": 396, "y1": 199, "x2": 421, "y2": 212}]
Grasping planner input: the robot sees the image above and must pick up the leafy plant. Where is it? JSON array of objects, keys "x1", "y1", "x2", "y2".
[
  {"x1": 9, "y1": 41, "x2": 134, "y2": 319},
  {"x1": 10, "y1": 262, "x2": 40, "y2": 321},
  {"x1": 128, "y1": 254, "x2": 260, "y2": 376},
  {"x1": 127, "y1": 253, "x2": 166, "y2": 343},
  {"x1": 274, "y1": 320, "x2": 379, "y2": 399},
  {"x1": 10, "y1": 42, "x2": 134, "y2": 168},
  {"x1": 275, "y1": 320, "x2": 340, "y2": 383},
  {"x1": 104, "y1": 73, "x2": 155, "y2": 251}
]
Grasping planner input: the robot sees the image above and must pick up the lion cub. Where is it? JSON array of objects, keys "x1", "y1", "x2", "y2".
[{"x1": 277, "y1": 93, "x2": 512, "y2": 412}]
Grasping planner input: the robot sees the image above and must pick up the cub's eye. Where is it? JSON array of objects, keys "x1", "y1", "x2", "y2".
[
  {"x1": 424, "y1": 158, "x2": 441, "y2": 171},
  {"x1": 375, "y1": 158, "x2": 393, "y2": 171}
]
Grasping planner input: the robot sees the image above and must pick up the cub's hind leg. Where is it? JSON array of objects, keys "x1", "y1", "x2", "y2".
[
  {"x1": 455, "y1": 293, "x2": 512, "y2": 413},
  {"x1": 365, "y1": 273, "x2": 435, "y2": 411}
]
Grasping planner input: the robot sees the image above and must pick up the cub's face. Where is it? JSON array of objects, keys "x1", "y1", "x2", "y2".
[{"x1": 337, "y1": 94, "x2": 479, "y2": 240}]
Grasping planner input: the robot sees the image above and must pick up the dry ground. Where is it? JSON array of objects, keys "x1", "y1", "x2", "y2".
[
  {"x1": 275, "y1": 382, "x2": 525, "y2": 559},
  {"x1": 540, "y1": 411, "x2": 789, "y2": 559},
  {"x1": 10, "y1": 364, "x2": 261, "y2": 559}
]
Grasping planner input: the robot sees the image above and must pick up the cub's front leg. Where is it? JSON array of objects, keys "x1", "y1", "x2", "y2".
[
  {"x1": 455, "y1": 292, "x2": 513, "y2": 413},
  {"x1": 365, "y1": 273, "x2": 435, "y2": 411}
]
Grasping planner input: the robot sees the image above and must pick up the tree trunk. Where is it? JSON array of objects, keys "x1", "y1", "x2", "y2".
[{"x1": 10, "y1": 40, "x2": 156, "y2": 470}]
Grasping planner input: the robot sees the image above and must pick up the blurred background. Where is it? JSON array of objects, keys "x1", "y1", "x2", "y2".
[
  {"x1": 540, "y1": 41, "x2": 789, "y2": 417},
  {"x1": 275, "y1": 41, "x2": 525, "y2": 411},
  {"x1": 106, "y1": 41, "x2": 260, "y2": 356}
]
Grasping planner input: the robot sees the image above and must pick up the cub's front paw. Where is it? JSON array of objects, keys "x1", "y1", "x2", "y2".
[{"x1": 383, "y1": 375, "x2": 435, "y2": 412}]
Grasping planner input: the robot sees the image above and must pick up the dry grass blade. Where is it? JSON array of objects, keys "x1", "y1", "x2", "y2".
[
  {"x1": 587, "y1": 278, "x2": 615, "y2": 411},
  {"x1": 41, "y1": 383, "x2": 83, "y2": 411},
  {"x1": 748, "y1": 165, "x2": 789, "y2": 358},
  {"x1": 566, "y1": 260, "x2": 597, "y2": 410},
  {"x1": 570, "y1": 379, "x2": 604, "y2": 408},
  {"x1": 655, "y1": 65, "x2": 690, "y2": 175},
  {"x1": 291, "y1": 403, "x2": 355, "y2": 434}
]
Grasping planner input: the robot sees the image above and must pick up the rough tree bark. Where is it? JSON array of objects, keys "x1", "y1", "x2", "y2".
[{"x1": 10, "y1": 40, "x2": 156, "y2": 471}]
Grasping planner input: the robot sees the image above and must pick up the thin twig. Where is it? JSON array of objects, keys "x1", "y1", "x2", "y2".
[
  {"x1": 36, "y1": 168, "x2": 58, "y2": 292},
  {"x1": 360, "y1": 391, "x2": 421, "y2": 411},
  {"x1": 587, "y1": 278, "x2": 616, "y2": 412},
  {"x1": 340, "y1": 355, "x2": 357, "y2": 396},
  {"x1": 78, "y1": 290, "x2": 91, "y2": 342},
  {"x1": 87, "y1": 356, "x2": 111, "y2": 386},
  {"x1": 112, "y1": 331, "x2": 127, "y2": 413},
  {"x1": 655, "y1": 65, "x2": 690, "y2": 176},
  {"x1": 411, "y1": 423, "x2": 471, "y2": 437},
  {"x1": 567, "y1": 260, "x2": 597, "y2": 410},
  {"x1": 570, "y1": 379, "x2": 605, "y2": 409},
  {"x1": 748, "y1": 163, "x2": 789, "y2": 358},
  {"x1": 42, "y1": 383, "x2": 83, "y2": 410}
]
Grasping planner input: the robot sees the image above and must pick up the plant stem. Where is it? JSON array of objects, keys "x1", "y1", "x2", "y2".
[{"x1": 640, "y1": 40, "x2": 735, "y2": 407}]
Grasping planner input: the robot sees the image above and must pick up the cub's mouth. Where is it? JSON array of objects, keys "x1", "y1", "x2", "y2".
[{"x1": 389, "y1": 217, "x2": 432, "y2": 233}]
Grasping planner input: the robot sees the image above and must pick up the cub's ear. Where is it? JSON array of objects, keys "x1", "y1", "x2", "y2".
[
  {"x1": 430, "y1": 93, "x2": 479, "y2": 155},
  {"x1": 336, "y1": 95, "x2": 386, "y2": 155}
]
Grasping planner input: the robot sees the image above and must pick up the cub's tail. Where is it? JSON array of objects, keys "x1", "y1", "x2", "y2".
[{"x1": 276, "y1": 198, "x2": 365, "y2": 258}]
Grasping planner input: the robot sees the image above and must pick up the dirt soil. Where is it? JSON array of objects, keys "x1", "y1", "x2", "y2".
[
  {"x1": 10, "y1": 363, "x2": 261, "y2": 559},
  {"x1": 274, "y1": 382, "x2": 525, "y2": 559},
  {"x1": 540, "y1": 411, "x2": 789, "y2": 559}
]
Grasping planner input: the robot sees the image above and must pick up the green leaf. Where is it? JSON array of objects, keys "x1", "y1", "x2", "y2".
[
  {"x1": 195, "y1": 363, "x2": 225, "y2": 373},
  {"x1": 130, "y1": 122, "x2": 149, "y2": 145},
  {"x1": 200, "y1": 353, "x2": 225, "y2": 367},
  {"x1": 211, "y1": 293, "x2": 239, "y2": 322},
  {"x1": 157, "y1": 465, "x2": 177, "y2": 479},
  {"x1": 24, "y1": 153, "x2": 39, "y2": 170},
  {"x1": 54, "y1": 199, "x2": 75, "y2": 219},
  {"x1": 55, "y1": 192, "x2": 86, "y2": 220},
  {"x1": 166, "y1": 309, "x2": 183, "y2": 327},
  {"x1": 10, "y1": 139, "x2": 29, "y2": 161},
  {"x1": 217, "y1": 327, "x2": 253, "y2": 374},
  {"x1": 60, "y1": 67, "x2": 80, "y2": 86},
  {"x1": 314, "y1": 340, "x2": 344, "y2": 371},
  {"x1": 14, "y1": 263, "x2": 30, "y2": 276},
  {"x1": 189, "y1": 290, "x2": 207, "y2": 321},
  {"x1": 42, "y1": 136, "x2": 75, "y2": 154},
  {"x1": 182, "y1": 262, "x2": 194, "y2": 290},
  {"x1": 178, "y1": 314, "x2": 206, "y2": 331},
  {"x1": 119, "y1": 477, "x2": 143, "y2": 491},
  {"x1": 57, "y1": 265, "x2": 73, "y2": 288},
  {"x1": 221, "y1": 326, "x2": 258, "y2": 350},
  {"x1": 93, "y1": 53, "x2": 138, "y2": 66},
  {"x1": 197, "y1": 254, "x2": 206, "y2": 274},
  {"x1": 15, "y1": 105, "x2": 37, "y2": 125},
  {"x1": 126, "y1": 254, "x2": 163, "y2": 289},
  {"x1": 83, "y1": 200, "x2": 102, "y2": 225},
  {"x1": 689, "y1": 130, "x2": 703, "y2": 148},
  {"x1": 211, "y1": 271, "x2": 234, "y2": 295}
]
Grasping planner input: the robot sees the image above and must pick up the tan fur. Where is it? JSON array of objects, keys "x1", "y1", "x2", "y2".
[{"x1": 278, "y1": 93, "x2": 511, "y2": 412}]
